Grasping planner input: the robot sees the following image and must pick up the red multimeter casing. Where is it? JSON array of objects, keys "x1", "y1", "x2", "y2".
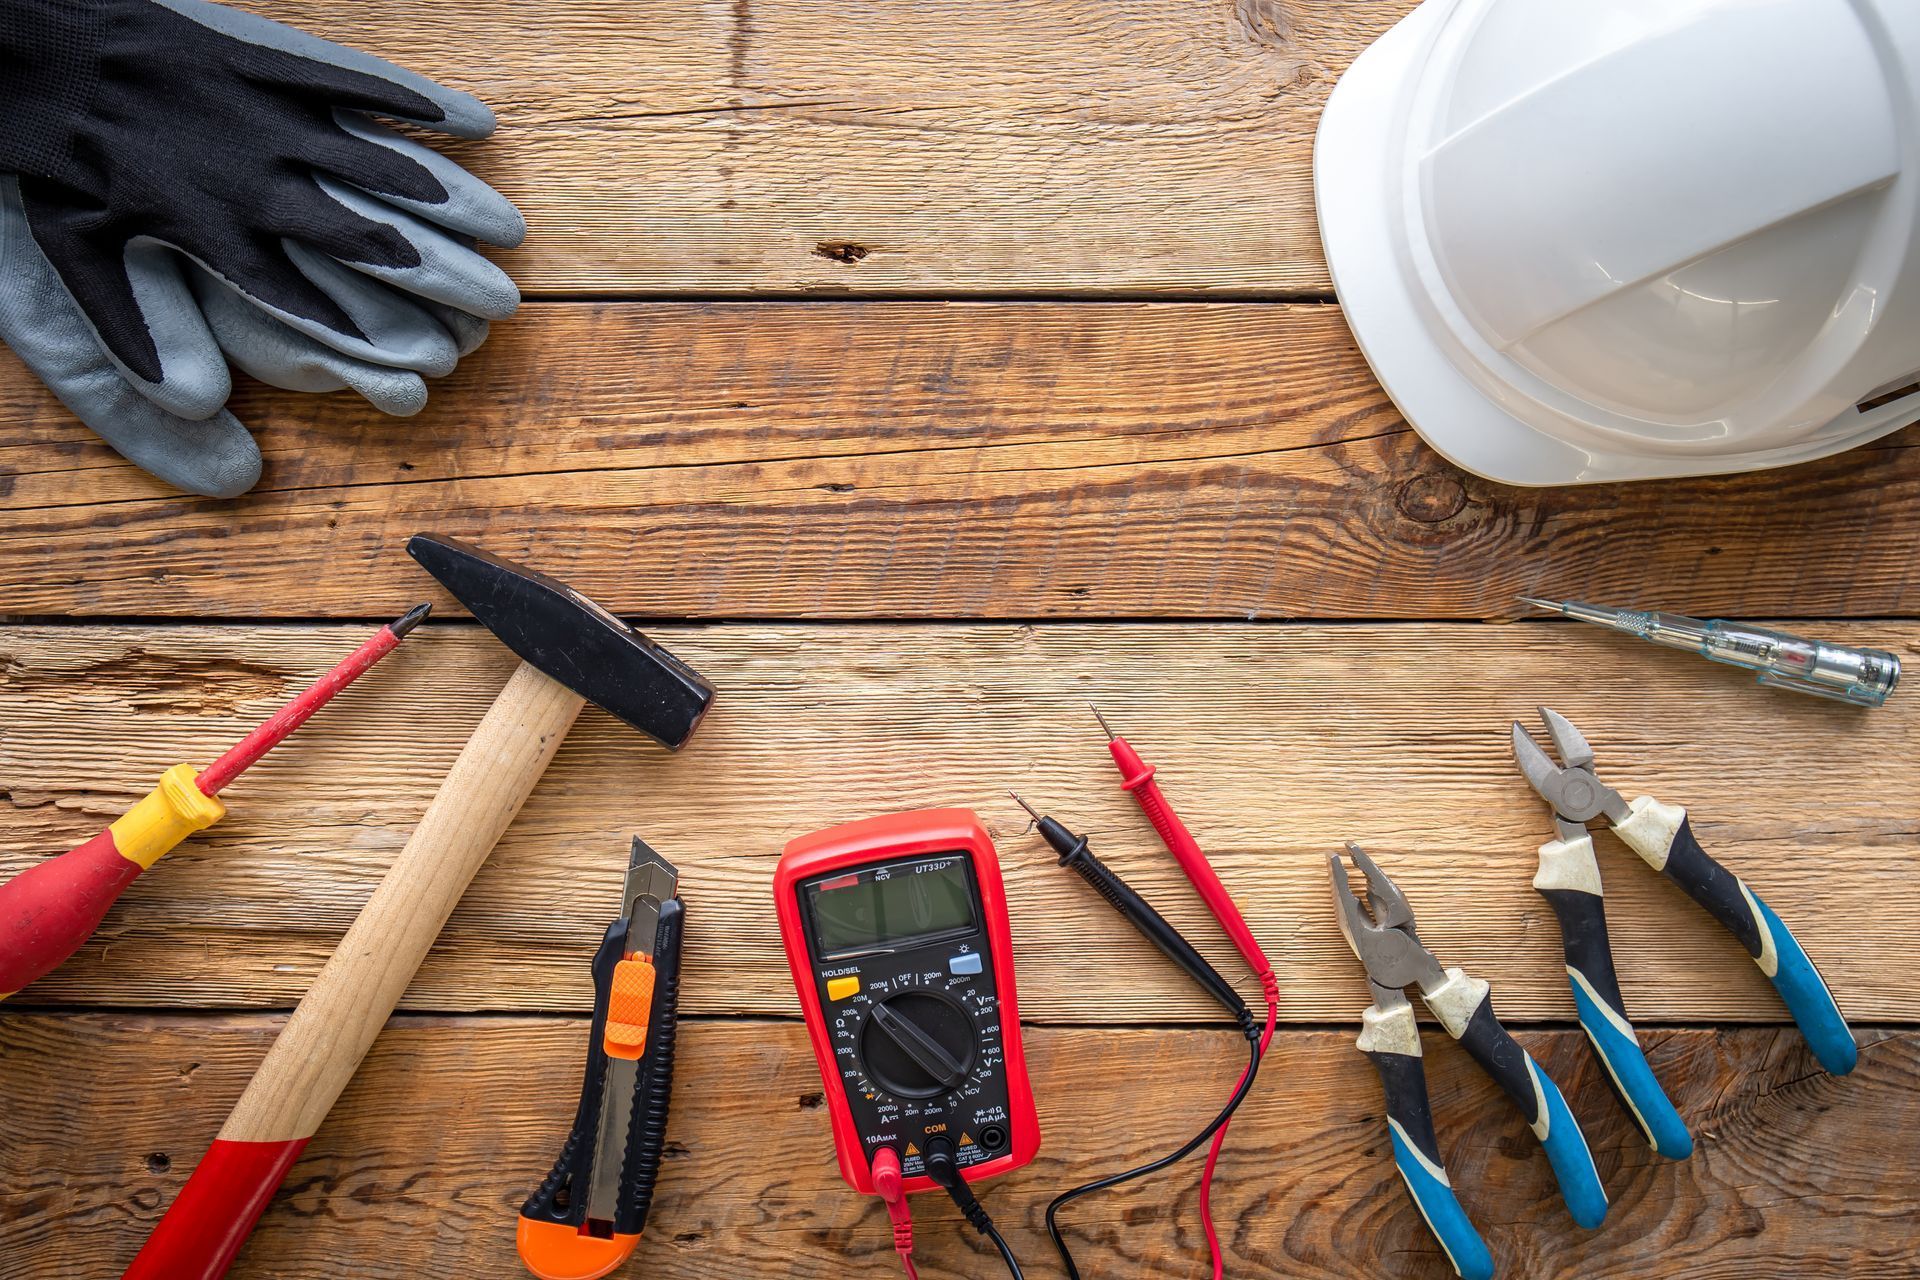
[{"x1": 776, "y1": 809, "x2": 1040, "y2": 1197}]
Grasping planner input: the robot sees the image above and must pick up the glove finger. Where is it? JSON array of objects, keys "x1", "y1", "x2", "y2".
[
  {"x1": 152, "y1": 0, "x2": 497, "y2": 139},
  {"x1": 109, "y1": 238, "x2": 234, "y2": 419},
  {"x1": 0, "y1": 199, "x2": 258, "y2": 495},
  {"x1": 315, "y1": 178, "x2": 520, "y2": 320},
  {"x1": 420, "y1": 300, "x2": 492, "y2": 359},
  {"x1": 329, "y1": 113, "x2": 527, "y2": 248},
  {"x1": 45, "y1": 379, "x2": 259, "y2": 498},
  {"x1": 236, "y1": 243, "x2": 462, "y2": 376},
  {"x1": 302, "y1": 118, "x2": 452, "y2": 213},
  {"x1": 190, "y1": 268, "x2": 429, "y2": 416}
]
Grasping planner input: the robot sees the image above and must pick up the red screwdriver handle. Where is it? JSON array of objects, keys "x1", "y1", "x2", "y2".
[{"x1": 0, "y1": 765, "x2": 224, "y2": 999}]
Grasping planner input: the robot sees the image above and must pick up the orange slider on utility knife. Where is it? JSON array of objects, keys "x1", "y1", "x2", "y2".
[
  {"x1": 0, "y1": 604, "x2": 429, "y2": 1000},
  {"x1": 519, "y1": 837, "x2": 686, "y2": 1280}
]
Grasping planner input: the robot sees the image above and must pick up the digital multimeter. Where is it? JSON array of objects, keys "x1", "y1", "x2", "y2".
[{"x1": 776, "y1": 809, "x2": 1040, "y2": 1196}]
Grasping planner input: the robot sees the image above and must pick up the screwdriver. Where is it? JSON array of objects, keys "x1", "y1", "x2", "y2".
[
  {"x1": 1520, "y1": 596, "x2": 1901, "y2": 708},
  {"x1": 0, "y1": 604, "x2": 430, "y2": 1000}
]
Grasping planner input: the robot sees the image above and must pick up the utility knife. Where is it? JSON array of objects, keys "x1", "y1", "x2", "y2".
[{"x1": 518, "y1": 838, "x2": 685, "y2": 1280}]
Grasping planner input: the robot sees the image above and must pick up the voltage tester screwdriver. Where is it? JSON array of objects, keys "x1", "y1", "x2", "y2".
[
  {"x1": 1520, "y1": 595, "x2": 1900, "y2": 707},
  {"x1": 0, "y1": 604, "x2": 429, "y2": 1000}
]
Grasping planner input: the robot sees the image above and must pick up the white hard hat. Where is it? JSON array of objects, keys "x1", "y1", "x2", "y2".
[{"x1": 1314, "y1": 0, "x2": 1920, "y2": 486}]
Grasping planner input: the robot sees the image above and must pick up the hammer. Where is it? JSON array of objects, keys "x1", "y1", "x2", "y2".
[{"x1": 124, "y1": 535, "x2": 714, "y2": 1280}]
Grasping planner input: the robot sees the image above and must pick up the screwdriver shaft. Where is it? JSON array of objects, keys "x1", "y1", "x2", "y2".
[{"x1": 198, "y1": 604, "x2": 430, "y2": 794}]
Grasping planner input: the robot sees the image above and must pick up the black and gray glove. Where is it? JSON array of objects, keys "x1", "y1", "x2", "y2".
[{"x1": 0, "y1": 0, "x2": 525, "y2": 495}]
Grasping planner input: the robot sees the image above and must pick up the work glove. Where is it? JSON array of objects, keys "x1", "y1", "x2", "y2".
[{"x1": 0, "y1": 0, "x2": 525, "y2": 495}]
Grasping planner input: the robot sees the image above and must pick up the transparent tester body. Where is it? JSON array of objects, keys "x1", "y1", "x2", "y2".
[{"x1": 1542, "y1": 600, "x2": 1900, "y2": 708}]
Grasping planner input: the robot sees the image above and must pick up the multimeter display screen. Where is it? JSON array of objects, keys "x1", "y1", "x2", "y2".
[{"x1": 805, "y1": 855, "x2": 976, "y2": 956}]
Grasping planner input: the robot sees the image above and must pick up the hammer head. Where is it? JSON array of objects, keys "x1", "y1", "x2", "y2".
[{"x1": 408, "y1": 534, "x2": 714, "y2": 749}]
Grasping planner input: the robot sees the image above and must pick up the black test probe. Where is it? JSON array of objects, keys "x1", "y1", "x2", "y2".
[{"x1": 1010, "y1": 794, "x2": 1264, "y2": 1280}]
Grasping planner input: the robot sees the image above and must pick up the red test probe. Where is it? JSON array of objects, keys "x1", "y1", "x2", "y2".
[
  {"x1": 1092, "y1": 706, "x2": 1280, "y2": 1280},
  {"x1": 0, "y1": 605, "x2": 430, "y2": 999}
]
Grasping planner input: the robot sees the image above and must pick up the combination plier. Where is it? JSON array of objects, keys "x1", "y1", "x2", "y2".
[{"x1": 1330, "y1": 844, "x2": 1608, "y2": 1280}]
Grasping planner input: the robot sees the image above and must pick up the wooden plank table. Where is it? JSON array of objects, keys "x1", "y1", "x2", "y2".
[{"x1": 1, "y1": 3, "x2": 1914, "y2": 1277}]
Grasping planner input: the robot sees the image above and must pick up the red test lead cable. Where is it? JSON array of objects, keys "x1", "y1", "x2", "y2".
[
  {"x1": 871, "y1": 1148, "x2": 919, "y2": 1280},
  {"x1": 1092, "y1": 706, "x2": 1279, "y2": 1280}
]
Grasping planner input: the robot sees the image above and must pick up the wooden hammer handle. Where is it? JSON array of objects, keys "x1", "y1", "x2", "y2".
[{"x1": 124, "y1": 661, "x2": 585, "y2": 1280}]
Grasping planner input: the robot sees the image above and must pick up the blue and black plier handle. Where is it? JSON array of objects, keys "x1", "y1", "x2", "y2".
[
  {"x1": 1607, "y1": 795, "x2": 1855, "y2": 1076},
  {"x1": 1532, "y1": 827, "x2": 1694, "y2": 1159},
  {"x1": 1358, "y1": 1000, "x2": 1495, "y2": 1280}
]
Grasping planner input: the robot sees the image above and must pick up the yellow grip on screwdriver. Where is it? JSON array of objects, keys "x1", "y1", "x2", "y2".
[
  {"x1": 109, "y1": 764, "x2": 226, "y2": 870},
  {"x1": 603, "y1": 956, "x2": 657, "y2": 1061}
]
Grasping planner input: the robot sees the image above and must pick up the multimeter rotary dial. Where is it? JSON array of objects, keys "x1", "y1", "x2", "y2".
[{"x1": 859, "y1": 990, "x2": 978, "y2": 1099}]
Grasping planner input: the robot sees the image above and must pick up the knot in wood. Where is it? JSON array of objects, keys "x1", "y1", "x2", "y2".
[
  {"x1": 814, "y1": 241, "x2": 870, "y2": 264},
  {"x1": 1395, "y1": 471, "x2": 1468, "y2": 524}
]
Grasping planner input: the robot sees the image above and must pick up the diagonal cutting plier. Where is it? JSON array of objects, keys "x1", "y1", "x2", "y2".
[
  {"x1": 1330, "y1": 844, "x2": 1607, "y2": 1280},
  {"x1": 1512, "y1": 708, "x2": 1856, "y2": 1088}
]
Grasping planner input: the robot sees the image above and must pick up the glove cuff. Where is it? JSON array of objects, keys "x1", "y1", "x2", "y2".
[{"x1": 0, "y1": 0, "x2": 108, "y2": 180}]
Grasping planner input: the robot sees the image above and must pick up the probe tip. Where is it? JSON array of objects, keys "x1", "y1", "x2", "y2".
[
  {"x1": 390, "y1": 601, "x2": 433, "y2": 638},
  {"x1": 1088, "y1": 703, "x2": 1117, "y2": 740},
  {"x1": 1007, "y1": 790, "x2": 1043, "y2": 823},
  {"x1": 1516, "y1": 595, "x2": 1564, "y2": 613}
]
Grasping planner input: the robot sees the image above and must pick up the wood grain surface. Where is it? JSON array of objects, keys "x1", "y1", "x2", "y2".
[
  {"x1": 3, "y1": 1, "x2": 1916, "y2": 1274},
  {"x1": 3, "y1": 623, "x2": 1913, "y2": 1023},
  {"x1": 0, "y1": 1014, "x2": 1910, "y2": 1279},
  {"x1": 230, "y1": 0, "x2": 1410, "y2": 296},
  {"x1": 4, "y1": 303, "x2": 1918, "y2": 620}
]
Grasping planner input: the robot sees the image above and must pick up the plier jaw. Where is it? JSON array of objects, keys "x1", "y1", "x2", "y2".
[
  {"x1": 1328, "y1": 843, "x2": 1445, "y2": 1002},
  {"x1": 1511, "y1": 707, "x2": 1632, "y2": 839}
]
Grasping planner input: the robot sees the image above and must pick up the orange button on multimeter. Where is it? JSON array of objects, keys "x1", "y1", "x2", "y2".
[{"x1": 775, "y1": 809, "x2": 1040, "y2": 1199}]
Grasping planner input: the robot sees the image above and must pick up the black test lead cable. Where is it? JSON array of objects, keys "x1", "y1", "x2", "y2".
[
  {"x1": 1011, "y1": 794, "x2": 1266, "y2": 1280},
  {"x1": 1046, "y1": 1037, "x2": 1262, "y2": 1280},
  {"x1": 925, "y1": 1138, "x2": 1026, "y2": 1279}
]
